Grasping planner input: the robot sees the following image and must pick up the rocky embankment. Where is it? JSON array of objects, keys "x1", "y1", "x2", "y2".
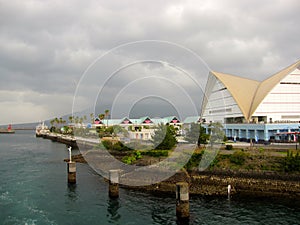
[
  {"x1": 68, "y1": 153, "x2": 300, "y2": 199},
  {"x1": 188, "y1": 170, "x2": 300, "y2": 198},
  {"x1": 41, "y1": 132, "x2": 299, "y2": 199}
]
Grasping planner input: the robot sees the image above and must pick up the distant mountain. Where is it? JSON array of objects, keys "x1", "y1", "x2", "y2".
[{"x1": 1, "y1": 103, "x2": 189, "y2": 130}]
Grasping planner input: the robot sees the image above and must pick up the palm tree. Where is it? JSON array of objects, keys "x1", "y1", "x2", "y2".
[
  {"x1": 68, "y1": 116, "x2": 73, "y2": 124},
  {"x1": 55, "y1": 117, "x2": 59, "y2": 127},
  {"x1": 105, "y1": 109, "x2": 110, "y2": 127},
  {"x1": 99, "y1": 114, "x2": 105, "y2": 120},
  {"x1": 90, "y1": 113, "x2": 94, "y2": 124},
  {"x1": 59, "y1": 117, "x2": 64, "y2": 126},
  {"x1": 50, "y1": 119, "x2": 55, "y2": 127},
  {"x1": 79, "y1": 117, "x2": 83, "y2": 125}
]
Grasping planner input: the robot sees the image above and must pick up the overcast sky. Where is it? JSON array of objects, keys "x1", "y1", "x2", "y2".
[{"x1": 0, "y1": 0, "x2": 299, "y2": 125}]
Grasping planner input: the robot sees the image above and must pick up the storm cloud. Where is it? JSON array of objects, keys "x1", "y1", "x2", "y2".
[{"x1": 0, "y1": 0, "x2": 299, "y2": 124}]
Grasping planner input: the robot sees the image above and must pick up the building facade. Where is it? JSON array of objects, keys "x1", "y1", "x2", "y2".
[
  {"x1": 201, "y1": 60, "x2": 300, "y2": 142},
  {"x1": 93, "y1": 116, "x2": 182, "y2": 141}
]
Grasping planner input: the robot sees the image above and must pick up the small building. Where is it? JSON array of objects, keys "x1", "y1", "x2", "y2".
[{"x1": 91, "y1": 116, "x2": 182, "y2": 141}]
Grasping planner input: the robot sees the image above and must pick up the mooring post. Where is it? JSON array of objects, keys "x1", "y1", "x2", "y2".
[
  {"x1": 67, "y1": 161, "x2": 76, "y2": 184},
  {"x1": 67, "y1": 146, "x2": 76, "y2": 184},
  {"x1": 176, "y1": 182, "x2": 190, "y2": 220},
  {"x1": 109, "y1": 170, "x2": 119, "y2": 198}
]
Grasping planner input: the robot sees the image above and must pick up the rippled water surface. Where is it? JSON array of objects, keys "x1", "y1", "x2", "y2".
[{"x1": 0, "y1": 131, "x2": 299, "y2": 224}]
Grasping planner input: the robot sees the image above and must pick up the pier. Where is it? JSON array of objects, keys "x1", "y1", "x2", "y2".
[{"x1": 38, "y1": 132, "x2": 100, "y2": 149}]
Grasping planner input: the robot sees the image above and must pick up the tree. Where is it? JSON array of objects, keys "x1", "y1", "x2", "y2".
[
  {"x1": 99, "y1": 114, "x2": 105, "y2": 120},
  {"x1": 58, "y1": 117, "x2": 66, "y2": 126},
  {"x1": 185, "y1": 123, "x2": 209, "y2": 147},
  {"x1": 68, "y1": 116, "x2": 73, "y2": 124},
  {"x1": 104, "y1": 109, "x2": 110, "y2": 118},
  {"x1": 79, "y1": 117, "x2": 83, "y2": 124},
  {"x1": 208, "y1": 122, "x2": 225, "y2": 146},
  {"x1": 152, "y1": 123, "x2": 177, "y2": 150},
  {"x1": 112, "y1": 125, "x2": 129, "y2": 138},
  {"x1": 90, "y1": 113, "x2": 94, "y2": 124},
  {"x1": 54, "y1": 117, "x2": 59, "y2": 126},
  {"x1": 105, "y1": 109, "x2": 110, "y2": 127}
]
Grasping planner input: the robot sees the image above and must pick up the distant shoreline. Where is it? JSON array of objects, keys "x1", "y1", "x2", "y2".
[{"x1": 14, "y1": 128, "x2": 35, "y2": 130}]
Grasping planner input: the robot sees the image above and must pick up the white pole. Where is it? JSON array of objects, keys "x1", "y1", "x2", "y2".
[
  {"x1": 68, "y1": 146, "x2": 72, "y2": 162},
  {"x1": 227, "y1": 184, "x2": 231, "y2": 196}
]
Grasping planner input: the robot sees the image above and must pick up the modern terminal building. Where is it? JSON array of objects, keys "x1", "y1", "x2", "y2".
[{"x1": 201, "y1": 60, "x2": 300, "y2": 143}]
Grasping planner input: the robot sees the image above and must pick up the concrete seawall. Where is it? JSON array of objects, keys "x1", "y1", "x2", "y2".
[
  {"x1": 40, "y1": 133, "x2": 100, "y2": 149},
  {"x1": 40, "y1": 133, "x2": 77, "y2": 147}
]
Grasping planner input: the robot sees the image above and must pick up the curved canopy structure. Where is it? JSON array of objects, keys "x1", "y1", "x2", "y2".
[{"x1": 202, "y1": 60, "x2": 300, "y2": 122}]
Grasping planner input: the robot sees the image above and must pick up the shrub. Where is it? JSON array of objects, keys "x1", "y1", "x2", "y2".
[
  {"x1": 185, "y1": 123, "x2": 209, "y2": 146},
  {"x1": 102, "y1": 140, "x2": 113, "y2": 149},
  {"x1": 134, "y1": 151, "x2": 142, "y2": 159},
  {"x1": 208, "y1": 156, "x2": 221, "y2": 169},
  {"x1": 152, "y1": 124, "x2": 177, "y2": 150},
  {"x1": 230, "y1": 150, "x2": 247, "y2": 165},
  {"x1": 184, "y1": 152, "x2": 203, "y2": 170},
  {"x1": 225, "y1": 144, "x2": 233, "y2": 150},
  {"x1": 101, "y1": 140, "x2": 132, "y2": 151},
  {"x1": 284, "y1": 151, "x2": 300, "y2": 172},
  {"x1": 122, "y1": 151, "x2": 143, "y2": 164},
  {"x1": 258, "y1": 147, "x2": 265, "y2": 154},
  {"x1": 142, "y1": 150, "x2": 169, "y2": 157},
  {"x1": 122, "y1": 155, "x2": 136, "y2": 164}
]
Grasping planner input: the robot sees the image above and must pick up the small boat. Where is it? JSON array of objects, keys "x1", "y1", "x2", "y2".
[
  {"x1": 0, "y1": 124, "x2": 15, "y2": 134},
  {"x1": 35, "y1": 121, "x2": 50, "y2": 137}
]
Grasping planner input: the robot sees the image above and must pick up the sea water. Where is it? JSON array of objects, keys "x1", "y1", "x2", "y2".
[{"x1": 0, "y1": 131, "x2": 299, "y2": 225}]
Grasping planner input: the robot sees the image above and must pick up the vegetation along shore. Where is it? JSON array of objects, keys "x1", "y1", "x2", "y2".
[{"x1": 40, "y1": 129, "x2": 300, "y2": 199}]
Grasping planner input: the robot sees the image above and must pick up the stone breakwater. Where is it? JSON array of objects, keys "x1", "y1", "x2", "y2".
[
  {"x1": 118, "y1": 170, "x2": 300, "y2": 199},
  {"x1": 188, "y1": 170, "x2": 300, "y2": 198},
  {"x1": 39, "y1": 133, "x2": 300, "y2": 199}
]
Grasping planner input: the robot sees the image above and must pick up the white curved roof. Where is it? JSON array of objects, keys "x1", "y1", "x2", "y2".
[
  {"x1": 207, "y1": 60, "x2": 300, "y2": 121},
  {"x1": 249, "y1": 60, "x2": 300, "y2": 118}
]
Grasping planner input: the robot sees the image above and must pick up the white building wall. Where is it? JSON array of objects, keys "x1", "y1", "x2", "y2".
[
  {"x1": 253, "y1": 68, "x2": 300, "y2": 122},
  {"x1": 128, "y1": 129, "x2": 155, "y2": 140},
  {"x1": 202, "y1": 75, "x2": 244, "y2": 123}
]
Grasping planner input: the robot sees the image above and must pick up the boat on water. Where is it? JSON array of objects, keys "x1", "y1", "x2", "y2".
[
  {"x1": 0, "y1": 124, "x2": 15, "y2": 134},
  {"x1": 35, "y1": 121, "x2": 50, "y2": 137}
]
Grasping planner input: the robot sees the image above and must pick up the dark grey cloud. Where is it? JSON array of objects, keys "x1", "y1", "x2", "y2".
[{"x1": 0, "y1": 0, "x2": 299, "y2": 124}]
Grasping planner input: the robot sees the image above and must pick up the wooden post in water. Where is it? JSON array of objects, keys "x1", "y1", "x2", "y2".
[
  {"x1": 67, "y1": 146, "x2": 76, "y2": 183},
  {"x1": 109, "y1": 170, "x2": 119, "y2": 198},
  {"x1": 67, "y1": 161, "x2": 76, "y2": 184},
  {"x1": 176, "y1": 182, "x2": 190, "y2": 220}
]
